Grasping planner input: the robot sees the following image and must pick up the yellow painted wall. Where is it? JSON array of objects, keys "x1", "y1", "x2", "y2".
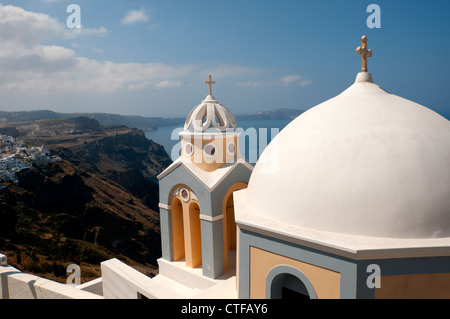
[
  {"x1": 181, "y1": 135, "x2": 239, "y2": 172},
  {"x1": 171, "y1": 197, "x2": 185, "y2": 261},
  {"x1": 187, "y1": 202, "x2": 202, "y2": 268},
  {"x1": 249, "y1": 247, "x2": 341, "y2": 299},
  {"x1": 375, "y1": 273, "x2": 450, "y2": 299}
]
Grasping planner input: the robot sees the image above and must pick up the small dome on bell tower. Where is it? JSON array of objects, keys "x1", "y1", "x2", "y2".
[{"x1": 179, "y1": 75, "x2": 241, "y2": 172}]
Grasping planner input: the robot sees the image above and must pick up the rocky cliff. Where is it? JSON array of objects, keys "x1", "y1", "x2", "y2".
[{"x1": 0, "y1": 118, "x2": 172, "y2": 283}]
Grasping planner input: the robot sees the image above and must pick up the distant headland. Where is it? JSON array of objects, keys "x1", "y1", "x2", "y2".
[{"x1": 0, "y1": 108, "x2": 305, "y2": 132}]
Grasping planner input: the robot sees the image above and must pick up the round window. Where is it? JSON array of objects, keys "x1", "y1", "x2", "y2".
[
  {"x1": 227, "y1": 142, "x2": 236, "y2": 155},
  {"x1": 185, "y1": 143, "x2": 193, "y2": 156},
  {"x1": 180, "y1": 188, "x2": 190, "y2": 202},
  {"x1": 203, "y1": 143, "x2": 216, "y2": 158}
]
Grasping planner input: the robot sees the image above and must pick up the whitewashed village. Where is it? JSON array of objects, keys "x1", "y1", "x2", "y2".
[{"x1": 0, "y1": 135, "x2": 61, "y2": 184}]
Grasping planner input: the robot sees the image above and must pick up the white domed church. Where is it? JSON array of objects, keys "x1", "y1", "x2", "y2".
[
  {"x1": 233, "y1": 37, "x2": 450, "y2": 299},
  {"x1": 149, "y1": 35, "x2": 450, "y2": 299},
  {"x1": 0, "y1": 36, "x2": 449, "y2": 299}
]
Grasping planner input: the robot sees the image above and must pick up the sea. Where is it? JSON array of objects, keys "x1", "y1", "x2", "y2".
[{"x1": 144, "y1": 119, "x2": 292, "y2": 165}]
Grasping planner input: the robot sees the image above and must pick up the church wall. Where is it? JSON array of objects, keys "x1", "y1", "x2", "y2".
[
  {"x1": 158, "y1": 206, "x2": 171, "y2": 261},
  {"x1": 181, "y1": 135, "x2": 240, "y2": 172},
  {"x1": 375, "y1": 273, "x2": 450, "y2": 299},
  {"x1": 356, "y1": 257, "x2": 450, "y2": 299},
  {"x1": 210, "y1": 164, "x2": 252, "y2": 216},
  {"x1": 200, "y1": 217, "x2": 225, "y2": 279},
  {"x1": 159, "y1": 161, "x2": 253, "y2": 219},
  {"x1": 159, "y1": 165, "x2": 211, "y2": 216},
  {"x1": 237, "y1": 227, "x2": 358, "y2": 299},
  {"x1": 249, "y1": 247, "x2": 341, "y2": 299},
  {"x1": 158, "y1": 166, "x2": 211, "y2": 263}
]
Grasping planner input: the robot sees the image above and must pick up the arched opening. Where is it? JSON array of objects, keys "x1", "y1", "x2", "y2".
[
  {"x1": 169, "y1": 186, "x2": 203, "y2": 268},
  {"x1": 266, "y1": 266, "x2": 318, "y2": 300},
  {"x1": 222, "y1": 182, "x2": 248, "y2": 273},
  {"x1": 185, "y1": 202, "x2": 202, "y2": 268},
  {"x1": 224, "y1": 195, "x2": 237, "y2": 252},
  {"x1": 171, "y1": 197, "x2": 185, "y2": 261},
  {"x1": 271, "y1": 274, "x2": 310, "y2": 300}
]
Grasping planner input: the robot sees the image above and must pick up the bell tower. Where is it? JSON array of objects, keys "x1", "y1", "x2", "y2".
[
  {"x1": 157, "y1": 76, "x2": 253, "y2": 280},
  {"x1": 181, "y1": 75, "x2": 241, "y2": 173}
]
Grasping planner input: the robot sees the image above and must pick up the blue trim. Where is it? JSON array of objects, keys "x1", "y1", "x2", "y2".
[
  {"x1": 237, "y1": 228, "x2": 358, "y2": 299},
  {"x1": 265, "y1": 265, "x2": 318, "y2": 299}
]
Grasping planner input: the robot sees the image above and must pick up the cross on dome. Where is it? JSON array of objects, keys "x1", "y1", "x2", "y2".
[
  {"x1": 356, "y1": 36, "x2": 373, "y2": 72},
  {"x1": 205, "y1": 75, "x2": 216, "y2": 96},
  {"x1": 183, "y1": 76, "x2": 237, "y2": 133}
]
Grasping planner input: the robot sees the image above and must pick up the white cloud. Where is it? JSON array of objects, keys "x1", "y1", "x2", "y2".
[
  {"x1": 234, "y1": 81, "x2": 272, "y2": 89},
  {"x1": 3, "y1": 57, "x2": 195, "y2": 93},
  {"x1": 121, "y1": 9, "x2": 150, "y2": 25},
  {"x1": 282, "y1": 75, "x2": 313, "y2": 87},
  {"x1": 93, "y1": 48, "x2": 104, "y2": 54},
  {"x1": 129, "y1": 80, "x2": 182, "y2": 91},
  {"x1": 0, "y1": 4, "x2": 107, "y2": 45},
  {"x1": 128, "y1": 81, "x2": 153, "y2": 91},
  {"x1": 299, "y1": 79, "x2": 313, "y2": 87},
  {"x1": 0, "y1": 4, "x2": 63, "y2": 45},
  {"x1": 0, "y1": 4, "x2": 260, "y2": 96},
  {"x1": 0, "y1": 3, "x2": 305, "y2": 105},
  {"x1": 156, "y1": 80, "x2": 182, "y2": 89},
  {"x1": 66, "y1": 26, "x2": 108, "y2": 37},
  {"x1": 282, "y1": 75, "x2": 302, "y2": 86},
  {"x1": 202, "y1": 64, "x2": 261, "y2": 79},
  {"x1": 235, "y1": 75, "x2": 312, "y2": 89}
]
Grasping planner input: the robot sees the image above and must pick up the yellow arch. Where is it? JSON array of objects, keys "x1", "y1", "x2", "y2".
[
  {"x1": 186, "y1": 202, "x2": 202, "y2": 268},
  {"x1": 222, "y1": 182, "x2": 248, "y2": 272},
  {"x1": 170, "y1": 185, "x2": 202, "y2": 268},
  {"x1": 171, "y1": 197, "x2": 185, "y2": 261}
]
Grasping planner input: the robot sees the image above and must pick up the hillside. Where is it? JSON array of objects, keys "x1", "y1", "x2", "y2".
[
  {"x1": 0, "y1": 108, "x2": 305, "y2": 132},
  {"x1": 0, "y1": 118, "x2": 172, "y2": 284},
  {"x1": 0, "y1": 110, "x2": 185, "y2": 131},
  {"x1": 235, "y1": 108, "x2": 304, "y2": 121}
]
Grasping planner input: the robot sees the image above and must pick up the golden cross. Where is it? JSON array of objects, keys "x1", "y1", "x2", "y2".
[
  {"x1": 356, "y1": 36, "x2": 373, "y2": 72},
  {"x1": 205, "y1": 75, "x2": 216, "y2": 96}
]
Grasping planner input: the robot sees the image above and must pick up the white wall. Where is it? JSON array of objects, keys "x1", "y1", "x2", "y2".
[
  {"x1": 0, "y1": 264, "x2": 103, "y2": 299},
  {"x1": 101, "y1": 258, "x2": 154, "y2": 299}
]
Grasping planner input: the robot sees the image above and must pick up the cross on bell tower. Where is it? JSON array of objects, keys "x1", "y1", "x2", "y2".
[
  {"x1": 356, "y1": 36, "x2": 373, "y2": 72},
  {"x1": 205, "y1": 75, "x2": 216, "y2": 96}
]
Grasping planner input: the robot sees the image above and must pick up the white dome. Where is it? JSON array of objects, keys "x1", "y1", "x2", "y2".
[
  {"x1": 184, "y1": 95, "x2": 237, "y2": 133},
  {"x1": 246, "y1": 72, "x2": 450, "y2": 239}
]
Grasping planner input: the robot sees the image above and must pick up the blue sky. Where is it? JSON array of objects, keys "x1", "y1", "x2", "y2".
[{"x1": 0, "y1": 0, "x2": 449, "y2": 119}]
